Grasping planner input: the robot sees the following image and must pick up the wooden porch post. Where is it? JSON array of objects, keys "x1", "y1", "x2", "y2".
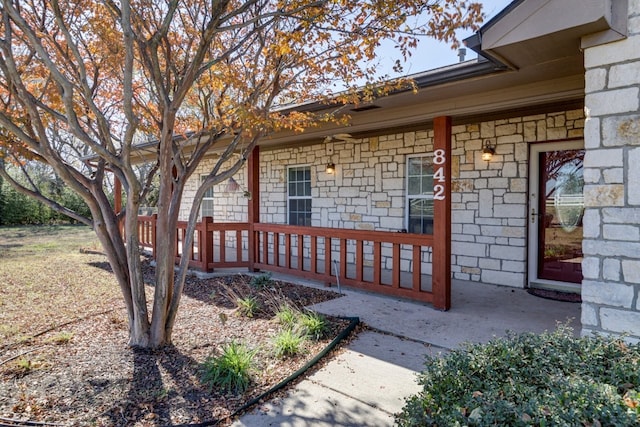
[
  {"x1": 247, "y1": 145, "x2": 260, "y2": 272},
  {"x1": 200, "y1": 216, "x2": 214, "y2": 272},
  {"x1": 432, "y1": 116, "x2": 452, "y2": 310}
]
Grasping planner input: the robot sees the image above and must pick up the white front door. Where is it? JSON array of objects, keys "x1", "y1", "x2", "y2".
[{"x1": 528, "y1": 141, "x2": 585, "y2": 293}]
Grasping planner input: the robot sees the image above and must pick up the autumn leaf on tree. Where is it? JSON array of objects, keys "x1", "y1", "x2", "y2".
[{"x1": 0, "y1": 0, "x2": 482, "y2": 349}]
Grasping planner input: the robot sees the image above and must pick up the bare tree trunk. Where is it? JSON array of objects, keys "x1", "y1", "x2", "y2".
[
  {"x1": 123, "y1": 194, "x2": 151, "y2": 348},
  {"x1": 149, "y1": 209, "x2": 177, "y2": 347},
  {"x1": 147, "y1": 129, "x2": 182, "y2": 347}
]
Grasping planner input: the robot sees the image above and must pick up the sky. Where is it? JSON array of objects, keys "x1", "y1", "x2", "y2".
[{"x1": 377, "y1": 0, "x2": 514, "y2": 77}]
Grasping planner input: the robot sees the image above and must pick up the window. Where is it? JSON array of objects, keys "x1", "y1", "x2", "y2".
[
  {"x1": 406, "y1": 156, "x2": 434, "y2": 234},
  {"x1": 200, "y1": 175, "x2": 215, "y2": 218},
  {"x1": 288, "y1": 166, "x2": 312, "y2": 226}
]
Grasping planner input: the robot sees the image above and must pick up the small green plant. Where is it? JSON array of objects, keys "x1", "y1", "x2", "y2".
[
  {"x1": 236, "y1": 296, "x2": 259, "y2": 318},
  {"x1": 300, "y1": 311, "x2": 327, "y2": 340},
  {"x1": 49, "y1": 331, "x2": 74, "y2": 345},
  {"x1": 200, "y1": 341, "x2": 257, "y2": 394},
  {"x1": 273, "y1": 328, "x2": 306, "y2": 358},
  {"x1": 250, "y1": 273, "x2": 273, "y2": 290},
  {"x1": 275, "y1": 303, "x2": 299, "y2": 327},
  {"x1": 15, "y1": 357, "x2": 33, "y2": 374},
  {"x1": 9, "y1": 357, "x2": 47, "y2": 377},
  {"x1": 396, "y1": 326, "x2": 640, "y2": 426}
]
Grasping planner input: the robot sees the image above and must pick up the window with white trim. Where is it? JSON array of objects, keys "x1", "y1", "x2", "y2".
[
  {"x1": 200, "y1": 175, "x2": 215, "y2": 218},
  {"x1": 287, "y1": 166, "x2": 312, "y2": 226},
  {"x1": 406, "y1": 155, "x2": 434, "y2": 234}
]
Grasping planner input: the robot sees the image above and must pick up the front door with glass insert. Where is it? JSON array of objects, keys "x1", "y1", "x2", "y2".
[{"x1": 528, "y1": 141, "x2": 584, "y2": 292}]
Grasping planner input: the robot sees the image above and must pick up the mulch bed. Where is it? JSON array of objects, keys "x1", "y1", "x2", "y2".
[{"x1": 0, "y1": 267, "x2": 347, "y2": 426}]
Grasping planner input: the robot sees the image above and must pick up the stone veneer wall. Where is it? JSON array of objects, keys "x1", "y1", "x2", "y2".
[
  {"x1": 581, "y1": 0, "x2": 640, "y2": 342},
  {"x1": 180, "y1": 157, "x2": 249, "y2": 222},
  {"x1": 184, "y1": 109, "x2": 584, "y2": 287}
]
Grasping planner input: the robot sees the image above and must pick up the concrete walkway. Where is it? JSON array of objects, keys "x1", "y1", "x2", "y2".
[{"x1": 232, "y1": 277, "x2": 581, "y2": 426}]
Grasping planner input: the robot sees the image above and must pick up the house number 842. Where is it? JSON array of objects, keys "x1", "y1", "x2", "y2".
[{"x1": 433, "y1": 149, "x2": 446, "y2": 201}]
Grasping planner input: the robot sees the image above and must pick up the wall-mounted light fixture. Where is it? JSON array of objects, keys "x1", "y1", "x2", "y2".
[
  {"x1": 325, "y1": 162, "x2": 336, "y2": 174},
  {"x1": 482, "y1": 140, "x2": 496, "y2": 162}
]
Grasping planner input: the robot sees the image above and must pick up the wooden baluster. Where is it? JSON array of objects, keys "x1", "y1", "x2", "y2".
[
  {"x1": 285, "y1": 233, "x2": 291, "y2": 269},
  {"x1": 324, "y1": 236, "x2": 332, "y2": 285},
  {"x1": 392, "y1": 243, "x2": 400, "y2": 288},
  {"x1": 412, "y1": 245, "x2": 421, "y2": 292},
  {"x1": 340, "y1": 239, "x2": 347, "y2": 279},
  {"x1": 373, "y1": 241, "x2": 381, "y2": 286},
  {"x1": 274, "y1": 232, "x2": 280, "y2": 266},
  {"x1": 297, "y1": 234, "x2": 304, "y2": 271},
  {"x1": 236, "y1": 229, "x2": 243, "y2": 263},
  {"x1": 262, "y1": 231, "x2": 269, "y2": 265},
  {"x1": 311, "y1": 235, "x2": 317, "y2": 274},
  {"x1": 219, "y1": 229, "x2": 226, "y2": 264},
  {"x1": 355, "y1": 240, "x2": 363, "y2": 282}
]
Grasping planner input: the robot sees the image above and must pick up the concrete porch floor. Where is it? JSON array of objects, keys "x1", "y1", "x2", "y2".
[{"x1": 308, "y1": 276, "x2": 582, "y2": 349}]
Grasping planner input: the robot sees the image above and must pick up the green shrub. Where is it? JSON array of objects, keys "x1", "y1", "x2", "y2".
[
  {"x1": 300, "y1": 311, "x2": 327, "y2": 340},
  {"x1": 236, "y1": 295, "x2": 259, "y2": 318},
  {"x1": 275, "y1": 303, "x2": 299, "y2": 327},
  {"x1": 200, "y1": 341, "x2": 256, "y2": 394},
  {"x1": 250, "y1": 273, "x2": 273, "y2": 290},
  {"x1": 273, "y1": 328, "x2": 306, "y2": 358},
  {"x1": 397, "y1": 326, "x2": 640, "y2": 427}
]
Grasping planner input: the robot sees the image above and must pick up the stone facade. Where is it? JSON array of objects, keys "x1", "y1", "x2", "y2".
[
  {"x1": 180, "y1": 157, "x2": 249, "y2": 223},
  {"x1": 185, "y1": 109, "x2": 584, "y2": 288},
  {"x1": 581, "y1": 0, "x2": 640, "y2": 342}
]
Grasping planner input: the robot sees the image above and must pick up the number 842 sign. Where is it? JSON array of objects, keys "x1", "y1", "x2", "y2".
[{"x1": 433, "y1": 149, "x2": 446, "y2": 201}]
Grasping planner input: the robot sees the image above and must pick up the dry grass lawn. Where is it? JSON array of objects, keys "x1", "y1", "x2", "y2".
[
  {"x1": 0, "y1": 225, "x2": 345, "y2": 426},
  {"x1": 0, "y1": 225, "x2": 123, "y2": 345}
]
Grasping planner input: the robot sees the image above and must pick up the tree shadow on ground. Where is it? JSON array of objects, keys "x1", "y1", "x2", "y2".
[{"x1": 102, "y1": 346, "x2": 215, "y2": 426}]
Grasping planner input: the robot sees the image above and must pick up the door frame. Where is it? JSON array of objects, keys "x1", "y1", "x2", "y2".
[{"x1": 528, "y1": 140, "x2": 584, "y2": 293}]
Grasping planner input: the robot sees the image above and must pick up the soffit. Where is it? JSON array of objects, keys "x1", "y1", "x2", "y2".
[{"x1": 478, "y1": 0, "x2": 627, "y2": 69}]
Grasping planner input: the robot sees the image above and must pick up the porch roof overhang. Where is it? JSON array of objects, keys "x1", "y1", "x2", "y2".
[
  {"x1": 465, "y1": 0, "x2": 628, "y2": 70},
  {"x1": 257, "y1": 0, "x2": 627, "y2": 149}
]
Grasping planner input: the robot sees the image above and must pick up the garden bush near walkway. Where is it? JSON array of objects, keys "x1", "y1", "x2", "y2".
[{"x1": 397, "y1": 326, "x2": 640, "y2": 426}]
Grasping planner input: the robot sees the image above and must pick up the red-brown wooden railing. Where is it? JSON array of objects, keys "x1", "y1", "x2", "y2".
[
  {"x1": 137, "y1": 215, "x2": 250, "y2": 272},
  {"x1": 136, "y1": 217, "x2": 436, "y2": 304},
  {"x1": 251, "y1": 223, "x2": 435, "y2": 304},
  {"x1": 174, "y1": 218, "x2": 250, "y2": 271},
  {"x1": 138, "y1": 214, "x2": 157, "y2": 257}
]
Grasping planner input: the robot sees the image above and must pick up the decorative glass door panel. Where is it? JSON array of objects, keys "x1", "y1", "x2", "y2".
[{"x1": 536, "y1": 148, "x2": 585, "y2": 283}]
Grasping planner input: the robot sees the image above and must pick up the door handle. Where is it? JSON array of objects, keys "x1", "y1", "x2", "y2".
[{"x1": 531, "y1": 208, "x2": 541, "y2": 223}]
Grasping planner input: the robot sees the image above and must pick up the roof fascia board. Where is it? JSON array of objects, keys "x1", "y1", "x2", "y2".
[{"x1": 279, "y1": 60, "x2": 503, "y2": 115}]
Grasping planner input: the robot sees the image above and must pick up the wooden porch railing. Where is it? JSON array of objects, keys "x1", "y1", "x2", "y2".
[
  {"x1": 136, "y1": 217, "x2": 437, "y2": 304},
  {"x1": 138, "y1": 214, "x2": 157, "y2": 257},
  {"x1": 136, "y1": 215, "x2": 250, "y2": 272},
  {"x1": 175, "y1": 218, "x2": 250, "y2": 271},
  {"x1": 252, "y1": 223, "x2": 435, "y2": 304}
]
